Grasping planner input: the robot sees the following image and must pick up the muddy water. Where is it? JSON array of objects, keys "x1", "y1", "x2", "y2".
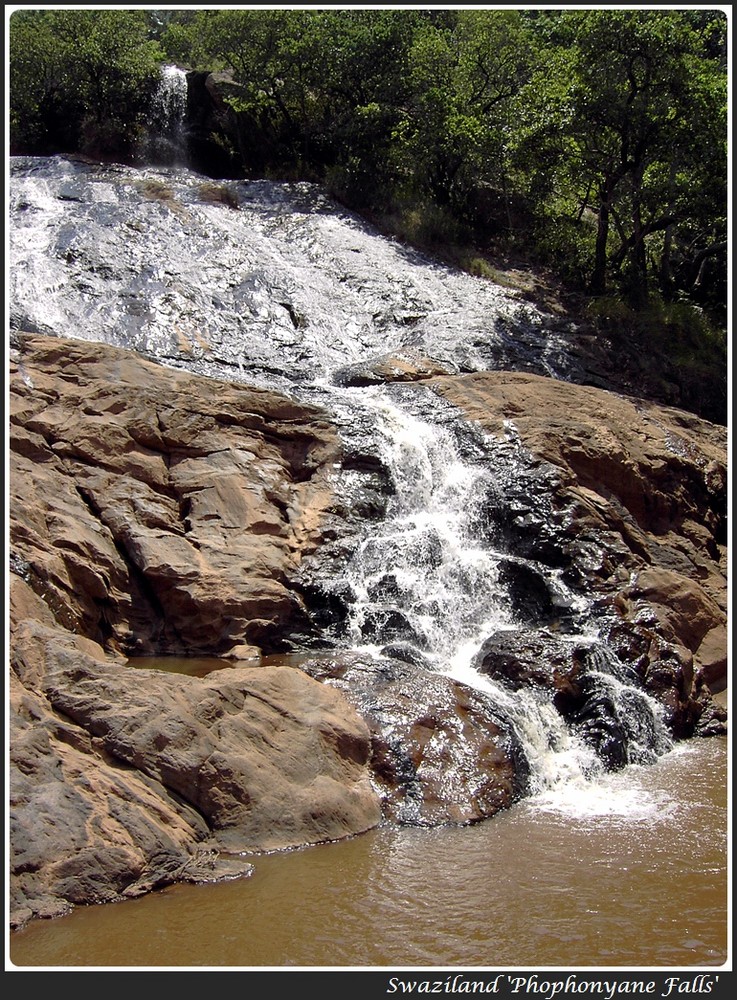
[{"x1": 9, "y1": 735, "x2": 728, "y2": 970}]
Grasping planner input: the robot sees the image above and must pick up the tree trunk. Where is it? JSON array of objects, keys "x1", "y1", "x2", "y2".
[
  {"x1": 627, "y1": 163, "x2": 649, "y2": 307},
  {"x1": 589, "y1": 177, "x2": 614, "y2": 295},
  {"x1": 659, "y1": 160, "x2": 678, "y2": 295}
]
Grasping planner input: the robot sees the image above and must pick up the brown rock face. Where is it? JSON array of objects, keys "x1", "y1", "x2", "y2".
[
  {"x1": 10, "y1": 581, "x2": 380, "y2": 929},
  {"x1": 334, "y1": 349, "x2": 454, "y2": 387},
  {"x1": 429, "y1": 371, "x2": 728, "y2": 706},
  {"x1": 8, "y1": 334, "x2": 383, "y2": 929},
  {"x1": 9, "y1": 332, "x2": 340, "y2": 657}
]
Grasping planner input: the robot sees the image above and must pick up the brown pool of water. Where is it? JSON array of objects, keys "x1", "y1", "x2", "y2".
[{"x1": 9, "y1": 735, "x2": 728, "y2": 970}]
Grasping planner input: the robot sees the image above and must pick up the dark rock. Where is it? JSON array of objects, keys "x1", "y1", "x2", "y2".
[{"x1": 298, "y1": 652, "x2": 528, "y2": 825}]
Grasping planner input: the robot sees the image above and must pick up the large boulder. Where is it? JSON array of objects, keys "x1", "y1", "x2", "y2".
[
  {"x1": 9, "y1": 332, "x2": 340, "y2": 658},
  {"x1": 9, "y1": 579, "x2": 380, "y2": 930},
  {"x1": 297, "y1": 652, "x2": 527, "y2": 826}
]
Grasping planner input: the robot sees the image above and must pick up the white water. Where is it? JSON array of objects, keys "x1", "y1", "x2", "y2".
[
  {"x1": 323, "y1": 388, "x2": 673, "y2": 798},
  {"x1": 337, "y1": 394, "x2": 507, "y2": 656},
  {"x1": 143, "y1": 64, "x2": 189, "y2": 166}
]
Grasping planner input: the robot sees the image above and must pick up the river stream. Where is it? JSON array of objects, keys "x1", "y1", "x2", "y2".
[{"x1": 9, "y1": 734, "x2": 727, "y2": 969}]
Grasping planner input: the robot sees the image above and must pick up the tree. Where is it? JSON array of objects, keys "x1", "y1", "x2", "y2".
[
  {"x1": 400, "y1": 11, "x2": 537, "y2": 219},
  {"x1": 9, "y1": 9, "x2": 164, "y2": 159},
  {"x1": 516, "y1": 10, "x2": 727, "y2": 305},
  {"x1": 9, "y1": 9, "x2": 75, "y2": 152}
]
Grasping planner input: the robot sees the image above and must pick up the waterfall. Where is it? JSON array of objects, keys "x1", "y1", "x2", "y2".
[
  {"x1": 143, "y1": 64, "x2": 189, "y2": 166},
  {"x1": 318, "y1": 385, "x2": 673, "y2": 799},
  {"x1": 332, "y1": 392, "x2": 507, "y2": 662},
  {"x1": 8, "y1": 156, "x2": 676, "y2": 810}
]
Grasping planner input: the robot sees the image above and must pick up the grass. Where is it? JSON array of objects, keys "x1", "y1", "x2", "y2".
[{"x1": 196, "y1": 182, "x2": 240, "y2": 210}]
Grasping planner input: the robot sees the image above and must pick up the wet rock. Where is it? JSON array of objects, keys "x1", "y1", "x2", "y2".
[
  {"x1": 430, "y1": 371, "x2": 728, "y2": 702},
  {"x1": 473, "y1": 628, "x2": 584, "y2": 708},
  {"x1": 497, "y1": 558, "x2": 565, "y2": 626},
  {"x1": 298, "y1": 652, "x2": 528, "y2": 826},
  {"x1": 359, "y1": 606, "x2": 425, "y2": 647},
  {"x1": 473, "y1": 628, "x2": 672, "y2": 769},
  {"x1": 333, "y1": 350, "x2": 454, "y2": 387}
]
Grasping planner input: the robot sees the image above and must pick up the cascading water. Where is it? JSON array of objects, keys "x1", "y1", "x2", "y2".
[
  {"x1": 315, "y1": 383, "x2": 673, "y2": 796},
  {"x1": 331, "y1": 392, "x2": 508, "y2": 662},
  {"x1": 142, "y1": 64, "x2": 189, "y2": 166},
  {"x1": 8, "y1": 154, "x2": 675, "y2": 813}
]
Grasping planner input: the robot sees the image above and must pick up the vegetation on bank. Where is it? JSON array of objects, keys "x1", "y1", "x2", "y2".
[{"x1": 9, "y1": 8, "x2": 728, "y2": 389}]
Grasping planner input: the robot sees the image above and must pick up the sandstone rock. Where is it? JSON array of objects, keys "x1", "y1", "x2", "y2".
[
  {"x1": 9, "y1": 332, "x2": 341, "y2": 657},
  {"x1": 626, "y1": 566, "x2": 727, "y2": 683},
  {"x1": 333, "y1": 349, "x2": 454, "y2": 387},
  {"x1": 9, "y1": 615, "x2": 380, "y2": 928},
  {"x1": 8, "y1": 333, "x2": 387, "y2": 929}
]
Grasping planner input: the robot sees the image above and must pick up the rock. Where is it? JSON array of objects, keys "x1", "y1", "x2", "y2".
[
  {"x1": 223, "y1": 643, "x2": 262, "y2": 661},
  {"x1": 333, "y1": 349, "x2": 454, "y2": 387},
  {"x1": 8, "y1": 333, "x2": 386, "y2": 929},
  {"x1": 473, "y1": 628, "x2": 585, "y2": 705},
  {"x1": 9, "y1": 612, "x2": 380, "y2": 928},
  {"x1": 626, "y1": 567, "x2": 727, "y2": 691},
  {"x1": 184, "y1": 71, "x2": 245, "y2": 178},
  {"x1": 473, "y1": 627, "x2": 674, "y2": 769},
  {"x1": 9, "y1": 332, "x2": 341, "y2": 657},
  {"x1": 297, "y1": 653, "x2": 527, "y2": 826}
]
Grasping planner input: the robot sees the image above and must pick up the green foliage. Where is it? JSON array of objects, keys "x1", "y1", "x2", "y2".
[
  {"x1": 514, "y1": 10, "x2": 727, "y2": 306},
  {"x1": 9, "y1": 9, "x2": 74, "y2": 151},
  {"x1": 587, "y1": 295, "x2": 724, "y2": 357},
  {"x1": 10, "y1": 8, "x2": 163, "y2": 158},
  {"x1": 375, "y1": 202, "x2": 470, "y2": 252},
  {"x1": 585, "y1": 294, "x2": 727, "y2": 420},
  {"x1": 527, "y1": 215, "x2": 595, "y2": 288},
  {"x1": 8, "y1": 7, "x2": 727, "y2": 330},
  {"x1": 399, "y1": 11, "x2": 538, "y2": 216}
]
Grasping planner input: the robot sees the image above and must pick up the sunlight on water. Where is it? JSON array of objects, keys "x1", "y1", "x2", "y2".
[
  {"x1": 528, "y1": 765, "x2": 678, "y2": 822},
  {"x1": 9, "y1": 738, "x2": 727, "y2": 969}
]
